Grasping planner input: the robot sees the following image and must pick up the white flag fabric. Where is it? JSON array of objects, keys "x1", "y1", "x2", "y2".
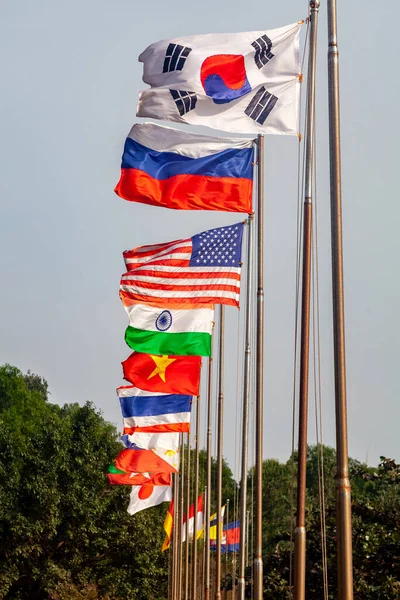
[
  {"x1": 127, "y1": 484, "x2": 172, "y2": 515},
  {"x1": 121, "y1": 431, "x2": 181, "y2": 452},
  {"x1": 137, "y1": 22, "x2": 302, "y2": 135}
]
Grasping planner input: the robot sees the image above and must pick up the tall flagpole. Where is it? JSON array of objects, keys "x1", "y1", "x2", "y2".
[
  {"x1": 178, "y1": 436, "x2": 186, "y2": 600},
  {"x1": 192, "y1": 393, "x2": 201, "y2": 599},
  {"x1": 205, "y1": 357, "x2": 213, "y2": 600},
  {"x1": 185, "y1": 432, "x2": 191, "y2": 600},
  {"x1": 173, "y1": 471, "x2": 180, "y2": 600},
  {"x1": 201, "y1": 486, "x2": 207, "y2": 600},
  {"x1": 224, "y1": 499, "x2": 229, "y2": 600},
  {"x1": 293, "y1": 4, "x2": 319, "y2": 600},
  {"x1": 327, "y1": 1, "x2": 353, "y2": 597},
  {"x1": 253, "y1": 135, "x2": 264, "y2": 600},
  {"x1": 238, "y1": 216, "x2": 253, "y2": 600},
  {"x1": 215, "y1": 305, "x2": 225, "y2": 600}
]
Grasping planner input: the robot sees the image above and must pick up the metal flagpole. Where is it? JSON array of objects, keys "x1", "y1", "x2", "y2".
[
  {"x1": 205, "y1": 357, "x2": 213, "y2": 600},
  {"x1": 185, "y1": 431, "x2": 191, "y2": 600},
  {"x1": 173, "y1": 471, "x2": 180, "y2": 600},
  {"x1": 215, "y1": 305, "x2": 225, "y2": 600},
  {"x1": 253, "y1": 135, "x2": 264, "y2": 600},
  {"x1": 224, "y1": 499, "x2": 229, "y2": 600},
  {"x1": 238, "y1": 216, "x2": 253, "y2": 599},
  {"x1": 178, "y1": 435, "x2": 186, "y2": 600},
  {"x1": 192, "y1": 392, "x2": 201, "y2": 600},
  {"x1": 327, "y1": 1, "x2": 353, "y2": 597},
  {"x1": 294, "y1": 4, "x2": 319, "y2": 600},
  {"x1": 201, "y1": 486, "x2": 207, "y2": 600}
]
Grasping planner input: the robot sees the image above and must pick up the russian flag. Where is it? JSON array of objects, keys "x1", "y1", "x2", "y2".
[
  {"x1": 117, "y1": 385, "x2": 192, "y2": 435},
  {"x1": 114, "y1": 122, "x2": 254, "y2": 213}
]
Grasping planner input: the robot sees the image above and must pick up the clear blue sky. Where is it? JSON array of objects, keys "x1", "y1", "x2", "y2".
[{"x1": 1, "y1": 0, "x2": 399, "y2": 479}]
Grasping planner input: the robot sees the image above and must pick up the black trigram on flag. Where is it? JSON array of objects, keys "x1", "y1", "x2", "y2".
[
  {"x1": 245, "y1": 87, "x2": 278, "y2": 125},
  {"x1": 163, "y1": 44, "x2": 192, "y2": 73},
  {"x1": 170, "y1": 90, "x2": 198, "y2": 116},
  {"x1": 251, "y1": 35, "x2": 274, "y2": 69}
]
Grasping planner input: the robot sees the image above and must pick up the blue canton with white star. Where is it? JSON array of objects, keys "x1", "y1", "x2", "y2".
[{"x1": 190, "y1": 223, "x2": 244, "y2": 267}]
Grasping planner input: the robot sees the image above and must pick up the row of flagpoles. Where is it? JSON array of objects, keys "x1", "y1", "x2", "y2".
[{"x1": 107, "y1": 18, "x2": 303, "y2": 600}]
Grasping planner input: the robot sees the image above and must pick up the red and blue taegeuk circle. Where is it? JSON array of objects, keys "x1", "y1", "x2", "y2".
[{"x1": 200, "y1": 54, "x2": 251, "y2": 104}]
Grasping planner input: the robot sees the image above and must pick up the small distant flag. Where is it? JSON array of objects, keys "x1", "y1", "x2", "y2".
[
  {"x1": 117, "y1": 386, "x2": 192, "y2": 435},
  {"x1": 122, "y1": 352, "x2": 201, "y2": 396},
  {"x1": 209, "y1": 505, "x2": 226, "y2": 541},
  {"x1": 162, "y1": 498, "x2": 174, "y2": 552},
  {"x1": 222, "y1": 520, "x2": 241, "y2": 553},
  {"x1": 127, "y1": 484, "x2": 172, "y2": 516},
  {"x1": 136, "y1": 23, "x2": 302, "y2": 135},
  {"x1": 182, "y1": 493, "x2": 204, "y2": 542},
  {"x1": 123, "y1": 304, "x2": 214, "y2": 357},
  {"x1": 115, "y1": 122, "x2": 254, "y2": 212},
  {"x1": 210, "y1": 519, "x2": 241, "y2": 553},
  {"x1": 120, "y1": 222, "x2": 244, "y2": 308}
]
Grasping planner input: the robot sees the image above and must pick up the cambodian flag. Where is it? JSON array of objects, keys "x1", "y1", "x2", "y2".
[{"x1": 115, "y1": 122, "x2": 254, "y2": 212}]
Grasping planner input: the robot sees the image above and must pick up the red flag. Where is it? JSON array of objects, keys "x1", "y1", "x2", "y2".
[
  {"x1": 114, "y1": 448, "x2": 178, "y2": 474},
  {"x1": 107, "y1": 466, "x2": 172, "y2": 486},
  {"x1": 122, "y1": 352, "x2": 201, "y2": 395}
]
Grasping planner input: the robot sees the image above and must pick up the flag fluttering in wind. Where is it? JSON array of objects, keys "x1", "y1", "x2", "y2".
[
  {"x1": 122, "y1": 352, "x2": 201, "y2": 395},
  {"x1": 182, "y1": 493, "x2": 204, "y2": 542},
  {"x1": 209, "y1": 506, "x2": 226, "y2": 541},
  {"x1": 127, "y1": 483, "x2": 172, "y2": 516},
  {"x1": 124, "y1": 304, "x2": 214, "y2": 356},
  {"x1": 115, "y1": 122, "x2": 254, "y2": 212},
  {"x1": 222, "y1": 520, "x2": 241, "y2": 553},
  {"x1": 136, "y1": 23, "x2": 302, "y2": 135},
  {"x1": 117, "y1": 385, "x2": 192, "y2": 434},
  {"x1": 115, "y1": 448, "x2": 179, "y2": 474},
  {"x1": 107, "y1": 464, "x2": 172, "y2": 486},
  {"x1": 162, "y1": 498, "x2": 174, "y2": 551},
  {"x1": 121, "y1": 431, "x2": 180, "y2": 451},
  {"x1": 120, "y1": 222, "x2": 244, "y2": 308}
]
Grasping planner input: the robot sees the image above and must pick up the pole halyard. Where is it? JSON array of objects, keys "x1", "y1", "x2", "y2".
[
  {"x1": 192, "y1": 393, "x2": 201, "y2": 599},
  {"x1": 294, "y1": 3, "x2": 319, "y2": 600},
  {"x1": 327, "y1": 0, "x2": 354, "y2": 597},
  {"x1": 185, "y1": 431, "x2": 191, "y2": 600},
  {"x1": 205, "y1": 356, "x2": 213, "y2": 600},
  {"x1": 215, "y1": 305, "x2": 225, "y2": 600},
  {"x1": 253, "y1": 135, "x2": 264, "y2": 600},
  {"x1": 238, "y1": 216, "x2": 253, "y2": 600}
]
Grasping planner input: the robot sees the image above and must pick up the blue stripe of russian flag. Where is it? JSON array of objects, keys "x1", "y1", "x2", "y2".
[{"x1": 121, "y1": 139, "x2": 254, "y2": 180}]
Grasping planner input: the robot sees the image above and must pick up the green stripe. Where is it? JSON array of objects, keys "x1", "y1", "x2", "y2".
[
  {"x1": 108, "y1": 464, "x2": 126, "y2": 474},
  {"x1": 125, "y1": 326, "x2": 211, "y2": 357}
]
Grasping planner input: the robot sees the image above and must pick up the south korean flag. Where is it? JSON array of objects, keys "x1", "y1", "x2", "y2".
[{"x1": 136, "y1": 22, "x2": 303, "y2": 135}]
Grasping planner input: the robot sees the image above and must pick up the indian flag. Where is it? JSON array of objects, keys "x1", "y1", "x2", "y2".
[{"x1": 124, "y1": 303, "x2": 214, "y2": 356}]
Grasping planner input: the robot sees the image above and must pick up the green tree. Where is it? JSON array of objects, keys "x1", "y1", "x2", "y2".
[{"x1": 0, "y1": 364, "x2": 169, "y2": 599}]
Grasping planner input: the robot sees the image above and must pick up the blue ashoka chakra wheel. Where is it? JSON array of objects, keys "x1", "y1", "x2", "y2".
[{"x1": 155, "y1": 310, "x2": 173, "y2": 332}]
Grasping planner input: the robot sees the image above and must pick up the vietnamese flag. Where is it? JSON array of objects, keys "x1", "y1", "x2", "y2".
[
  {"x1": 122, "y1": 352, "x2": 201, "y2": 396},
  {"x1": 115, "y1": 448, "x2": 179, "y2": 474}
]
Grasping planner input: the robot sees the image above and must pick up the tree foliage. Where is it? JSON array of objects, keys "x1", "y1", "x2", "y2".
[
  {"x1": 245, "y1": 445, "x2": 400, "y2": 598},
  {"x1": 0, "y1": 364, "x2": 169, "y2": 600}
]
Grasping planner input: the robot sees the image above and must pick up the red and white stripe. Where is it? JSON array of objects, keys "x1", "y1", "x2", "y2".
[{"x1": 121, "y1": 237, "x2": 241, "y2": 308}]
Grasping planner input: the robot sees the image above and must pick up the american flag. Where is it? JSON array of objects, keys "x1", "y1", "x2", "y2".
[{"x1": 120, "y1": 222, "x2": 244, "y2": 308}]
